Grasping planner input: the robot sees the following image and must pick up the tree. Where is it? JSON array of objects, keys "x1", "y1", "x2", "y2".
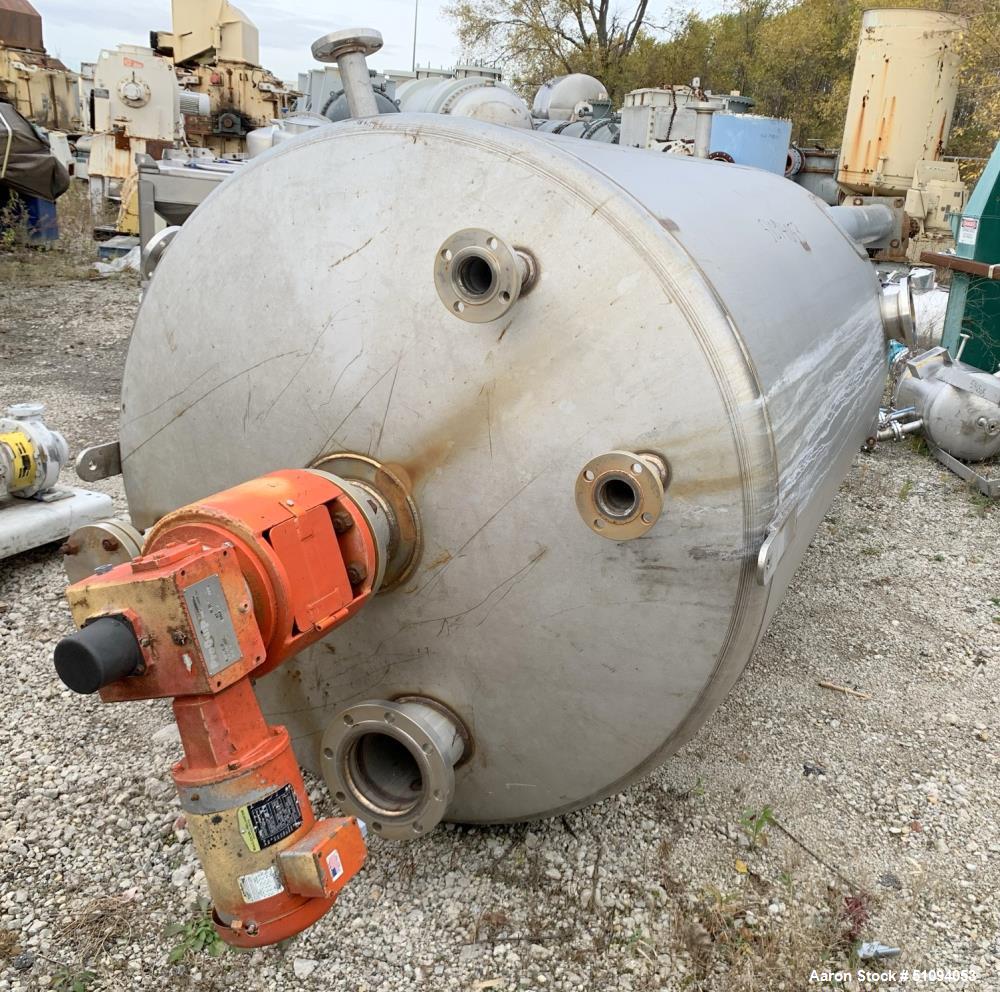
[
  {"x1": 447, "y1": 0, "x2": 1000, "y2": 162},
  {"x1": 445, "y1": 0, "x2": 655, "y2": 94}
]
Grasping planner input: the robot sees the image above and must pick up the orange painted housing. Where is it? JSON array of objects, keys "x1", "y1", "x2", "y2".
[{"x1": 59, "y1": 469, "x2": 381, "y2": 946}]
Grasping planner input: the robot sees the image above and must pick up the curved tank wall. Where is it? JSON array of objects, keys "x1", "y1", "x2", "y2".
[
  {"x1": 397, "y1": 76, "x2": 532, "y2": 128},
  {"x1": 119, "y1": 116, "x2": 885, "y2": 824},
  {"x1": 532, "y1": 74, "x2": 609, "y2": 121}
]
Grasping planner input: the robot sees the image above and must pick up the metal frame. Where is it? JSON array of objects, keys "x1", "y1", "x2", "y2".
[{"x1": 926, "y1": 440, "x2": 1000, "y2": 498}]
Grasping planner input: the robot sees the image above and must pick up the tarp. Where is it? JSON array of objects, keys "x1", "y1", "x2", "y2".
[
  {"x1": 0, "y1": 0, "x2": 43, "y2": 52},
  {"x1": 0, "y1": 101, "x2": 69, "y2": 201}
]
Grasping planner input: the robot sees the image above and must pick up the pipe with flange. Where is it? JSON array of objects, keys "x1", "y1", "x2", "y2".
[
  {"x1": 827, "y1": 204, "x2": 895, "y2": 245},
  {"x1": 311, "y1": 29, "x2": 383, "y2": 119},
  {"x1": 321, "y1": 698, "x2": 467, "y2": 840}
]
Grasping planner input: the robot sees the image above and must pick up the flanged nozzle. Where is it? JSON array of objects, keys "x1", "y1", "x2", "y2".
[
  {"x1": 321, "y1": 698, "x2": 467, "y2": 840},
  {"x1": 575, "y1": 450, "x2": 670, "y2": 540},
  {"x1": 311, "y1": 29, "x2": 383, "y2": 119},
  {"x1": 434, "y1": 228, "x2": 536, "y2": 324}
]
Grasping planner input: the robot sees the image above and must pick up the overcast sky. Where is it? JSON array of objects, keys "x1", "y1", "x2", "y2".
[{"x1": 35, "y1": 0, "x2": 725, "y2": 82}]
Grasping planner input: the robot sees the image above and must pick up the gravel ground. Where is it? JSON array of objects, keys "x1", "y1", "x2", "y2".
[{"x1": 0, "y1": 269, "x2": 997, "y2": 992}]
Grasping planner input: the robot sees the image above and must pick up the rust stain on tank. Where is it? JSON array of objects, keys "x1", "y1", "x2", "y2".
[
  {"x1": 875, "y1": 94, "x2": 896, "y2": 175},
  {"x1": 934, "y1": 114, "x2": 946, "y2": 159},
  {"x1": 668, "y1": 472, "x2": 742, "y2": 499},
  {"x1": 426, "y1": 550, "x2": 453, "y2": 570}
]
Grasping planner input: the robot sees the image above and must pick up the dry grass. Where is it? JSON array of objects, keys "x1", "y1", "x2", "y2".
[
  {"x1": 56, "y1": 893, "x2": 137, "y2": 966},
  {"x1": 0, "y1": 182, "x2": 109, "y2": 286},
  {"x1": 0, "y1": 929, "x2": 21, "y2": 961},
  {"x1": 667, "y1": 879, "x2": 870, "y2": 990}
]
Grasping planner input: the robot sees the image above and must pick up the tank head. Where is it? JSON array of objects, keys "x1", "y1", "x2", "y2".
[{"x1": 312, "y1": 29, "x2": 383, "y2": 63}]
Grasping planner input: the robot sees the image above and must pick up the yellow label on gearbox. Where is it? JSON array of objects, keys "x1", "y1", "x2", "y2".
[
  {"x1": 237, "y1": 805, "x2": 262, "y2": 853},
  {"x1": 0, "y1": 430, "x2": 36, "y2": 491}
]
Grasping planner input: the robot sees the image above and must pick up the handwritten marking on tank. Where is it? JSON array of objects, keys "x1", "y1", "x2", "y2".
[
  {"x1": 408, "y1": 547, "x2": 547, "y2": 635},
  {"x1": 425, "y1": 550, "x2": 453, "y2": 570},
  {"x1": 480, "y1": 381, "x2": 496, "y2": 463},
  {"x1": 328, "y1": 233, "x2": 377, "y2": 270},
  {"x1": 127, "y1": 366, "x2": 215, "y2": 425},
  {"x1": 259, "y1": 305, "x2": 351, "y2": 424},
  {"x1": 412, "y1": 469, "x2": 545, "y2": 598}
]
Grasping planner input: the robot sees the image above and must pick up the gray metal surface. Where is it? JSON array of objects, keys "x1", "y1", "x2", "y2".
[
  {"x1": 0, "y1": 488, "x2": 113, "y2": 560},
  {"x1": 532, "y1": 74, "x2": 609, "y2": 121},
  {"x1": 896, "y1": 348, "x2": 1000, "y2": 462},
  {"x1": 182, "y1": 575, "x2": 242, "y2": 676},
  {"x1": 311, "y1": 29, "x2": 384, "y2": 120},
  {"x1": 119, "y1": 116, "x2": 885, "y2": 824},
  {"x1": 828, "y1": 204, "x2": 896, "y2": 245}
]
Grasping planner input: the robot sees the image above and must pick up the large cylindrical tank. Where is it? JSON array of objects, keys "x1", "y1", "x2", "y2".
[
  {"x1": 396, "y1": 76, "x2": 532, "y2": 129},
  {"x1": 119, "y1": 117, "x2": 885, "y2": 825},
  {"x1": 837, "y1": 8, "x2": 967, "y2": 196},
  {"x1": 532, "y1": 74, "x2": 609, "y2": 121}
]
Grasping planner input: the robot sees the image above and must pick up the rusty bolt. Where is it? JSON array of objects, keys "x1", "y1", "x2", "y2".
[
  {"x1": 101, "y1": 537, "x2": 120, "y2": 552},
  {"x1": 170, "y1": 629, "x2": 188, "y2": 645},
  {"x1": 138, "y1": 635, "x2": 152, "y2": 648},
  {"x1": 332, "y1": 509, "x2": 355, "y2": 534},
  {"x1": 59, "y1": 541, "x2": 79, "y2": 556},
  {"x1": 346, "y1": 561, "x2": 368, "y2": 585}
]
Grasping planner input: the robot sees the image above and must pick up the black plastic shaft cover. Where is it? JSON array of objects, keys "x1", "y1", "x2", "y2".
[{"x1": 54, "y1": 615, "x2": 143, "y2": 694}]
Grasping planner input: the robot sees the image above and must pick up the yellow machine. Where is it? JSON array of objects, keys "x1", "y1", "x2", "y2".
[
  {"x1": 0, "y1": 0, "x2": 81, "y2": 131},
  {"x1": 88, "y1": 1, "x2": 297, "y2": 232},
  {"x1": 837, "y1": 8, "x2": 968, "y2": 264},
  {"x1": 153, "y1": 0, "x2": 295, "y2": 158}
]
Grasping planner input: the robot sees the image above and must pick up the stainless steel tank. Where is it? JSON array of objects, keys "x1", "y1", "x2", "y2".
[
  {"x1": 396, "y1": 76, "x2": 531, "y2": 128},
  {"x1": 532, "y1": 74, "x2": 609, "y2": 121},
  {"x1": 120, "y1": 115, "x2": 887, "y2": 829}
]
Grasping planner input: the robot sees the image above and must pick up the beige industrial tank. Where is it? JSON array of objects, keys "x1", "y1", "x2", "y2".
[
  {"x1": 120, "y1": 116, "x2": 887, "y2": 830},
  {"x1": 838, "y1": 8, "x2": 967, "y2": 196}
]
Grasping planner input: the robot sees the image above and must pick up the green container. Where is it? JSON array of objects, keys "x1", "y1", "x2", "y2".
[{"x1": 941, "y1": 144, "x2": 1000, "y2": 372}]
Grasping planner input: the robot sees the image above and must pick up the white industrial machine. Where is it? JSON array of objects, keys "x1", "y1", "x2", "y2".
[
  {"x1": 0, "y1": 404, "x2": 112, "y2": 560},
  {"x1": 617, "y1": 83, "x2": 790, "y2": 173},
  {"x1": 87, "y1": 44, "x2": 188, "y2": 202}
]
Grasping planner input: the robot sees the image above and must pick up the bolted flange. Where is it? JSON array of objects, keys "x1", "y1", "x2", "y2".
[
  {"x1": 310, "y1": 29, "x2": 384, "y2": 120},
  {"x1": 311, "y1": 28, "x2": 384, "y2": 62},
  {"x1": 434, "y1": 228, "x2": 536, "y2": 324},
  {"x1": 575, "y1": 450, "x2": 670, "y2": 541}
]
